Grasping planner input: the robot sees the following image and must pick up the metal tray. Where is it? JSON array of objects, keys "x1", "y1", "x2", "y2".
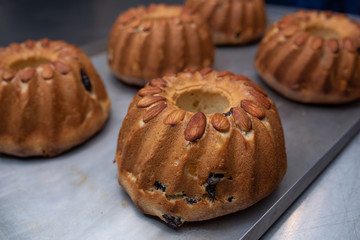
[{"x1": 1, "y1": 10, "x2": 360, "y2": 240}]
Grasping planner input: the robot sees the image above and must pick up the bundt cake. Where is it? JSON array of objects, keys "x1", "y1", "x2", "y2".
[
  {"x1": 107, "y1": 4, "x2": 214, "y2": 86},
  {"x1": 0, "y1": 39, "x2": 111, "y2": 157},
  {"x1": 115, "y1": 69, "x2": 287, "y2": 227},
  {"x1": 185, "y1": 0, "x2": 267, "y2": 45},
  {"x1": 255, "y1": 10, "x2": 360, "y2": 104}
]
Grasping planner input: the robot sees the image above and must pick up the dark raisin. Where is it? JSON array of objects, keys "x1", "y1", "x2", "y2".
[
  {"x1": 185, "y1": 197, "x2": 199, "y2": 204},
  {"x1": 80, "y1": 69, "x2": 92, "y2": 92},
  {"x1": 357, "y1": 47, "x2": 360, "y2": 55},
  {"x1": 236, "y1": 31, "x2": 242, "y2": 38},
  {"x1": 154, "y1": 181, "x2": 167, "y2": 192},
  {"x1": 205, "y1": 173, "x2": 224, "y2": 200},
  {"x1": 228, "y1": 177, "x2": 233, "y2": 180},
  {"x1": 206, "y1": 184, "x2": 217, "y2": 200},
  {"x1": 223, "y1": 108, "x2": 233, "y2": 117},
  {"x1": 162, "y1": 214, "x2": 184, "y2": 229},
  {"x1": 227, "y1": 196, "x2": 234, "y2": 202}
]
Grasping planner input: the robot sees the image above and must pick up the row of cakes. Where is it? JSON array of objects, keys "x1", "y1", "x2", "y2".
[{"x1": 1, "y1": 0, "x2": 360, "y2": 228}]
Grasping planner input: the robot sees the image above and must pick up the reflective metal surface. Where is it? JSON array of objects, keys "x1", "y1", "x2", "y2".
[
  {"x1": 263, "y1": 132, "x2": 360, "y2": 240},
  {"x1": 1, "y1": 4, "x2": 360, "y2": 240}
]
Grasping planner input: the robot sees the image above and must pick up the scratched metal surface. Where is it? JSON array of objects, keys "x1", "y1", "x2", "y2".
[{"x1": 1, "y1": 6, "x2": 360, "y2": 240}]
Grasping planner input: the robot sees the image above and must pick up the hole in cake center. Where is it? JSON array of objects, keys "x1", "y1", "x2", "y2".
[
  {"x1": 10, "y1": 57, "x2": 51, "y2": 70},
  {"x1": 305, "y1": 26, "x2": 339, "y2": 39},
  {"x1": 176, "y1": 89, "x2": 230, "y2": 114}
]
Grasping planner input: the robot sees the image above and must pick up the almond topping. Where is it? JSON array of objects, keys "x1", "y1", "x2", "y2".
[
  {"x1": 138, "y1": 86, "x2": 162, "y2": 97},
  {"x1": 142, "y1": 20, "x2": 152, "y2": 31},
  {"x1": 2, "y1": 69, "x2": 17, "y2": 81},
  {"x1": 150, "y1": 78, "x2": 167, "y2": 88},
  {"x1": 21, "y1": 68, "x2": 35, "y2": 82},
  {"x1": 325, "y1": 10, "x2": 333, "y2": 18},
  {"x1": 137, "y1": 96, "x2": 166, "y2": 108},
  {"x1": 163, "y1": 109, "x2": 186, "y2": 125},
  {"x1": 311, "y1": 37, "x2": 324, "y2": 50},
  {"x1": 344, "y1": 38, "x2": 356, "y2": 52},
  {"x1": 283, "y1": 26, "x2": 299, "y2": 38},
  {"x1": 199, "y1": 67, "x2": 213, "y2": 76},
  {"x1": 143, "y1": 102, "x2": 167, "y2": 123},
  {"x1": 130, "y1": 19, "x2": 142, "y2": 29},
  {"x1": 244, "y1": 82, "x2": 268, "y2": 97},
  {"x1": 9, "y1": 43, "x2": 21, "y2": 52},
  {"x1": 241, "y1": 100, "x2": 265, "y2": 119},
  {"x1": 295, "y1": 32, "x2": 310, "y2": 46},
  {"x1": 40, "y1": 64, "x2": 54, "y2": 80},
  {"x1": 52, "y1": 61, "x2": 71, "y2": 75},
  {"x1": 211, "y1": 113, "x2": 230, "y2": 132},
  {"x1": 41, "y1": 38, "x2": 51, "y2": 47},
  {"x1": 185, "y1": 112, "x2": 206, "y2": 142},
  {"x1": 327, "y1": 38, "x2": 339, "y2": 53},
  {"x1": 24, "y1": 39, "x2": 36, "y2": 49},
  {"x1": 231, "y1": 75, "x2": 250, "y2": 81},
  {"x1": 232, "y1": 107, "x2": 252, "y2": 132},
  {"x1": 249, "y1": 90, "x2": 271, "y2": 109},
  {"x1": 217, "y1": 71, "x2": 234, "y2": 78}
]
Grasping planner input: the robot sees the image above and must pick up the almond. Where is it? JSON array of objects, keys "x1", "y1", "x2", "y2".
[
  {"x1": 232, "y1": 107, "x2": 252, "y2": 132},
  {"x1": 137, "y1": 95, "x2": 166, "y2": 108},
  {"x1": 295, "y1": 32, "x2": 310, "y2": 46},
  {"x1": 130, "y1": 19, "x2": 142, "y2": 29},
  {"x1": 2, "y1": 69, "x2": 17, "y2": 81},
  {"x1": 231, "y1": 75, "x2": 250, "y2": 81},
  {"x1": 24, "y1": 39, "x2": 36, "y2": 49},
  {"x1": 199, "y1": 67, "x2": 213, "y2": 76},
  {"x1": 9, "y1": 43, "x2": 21, "y2": 52},
  {"x1": 211, "y1": 113, "x2": 230, "y2": 132},
  {"x1": 138, "y1": 87, "x2": 162, "y2": 97},
  {"x1": 311, "y1": 37, "x2": 324, "y2": 50},
  {"x1": 249, "y1": 90, "x2": 271, "y2": 109},
  {"x1": 184, "y1": 112, "x2": 206, "y2": 142},
  {"x1": 163, "y1": 109, "x2": 186, "y2": 125},
  {"x1": 283, "y1": 26, "x2": 299, "y2": 38},
  {"x1": 150, "y1": 78, "x2": 167, "y2": 88},
  {"x1": 21, "y1": 68, "x2": 35, "y2": 82},
  {"x1": 41, "y1": 38, "x2": 51, "y2": 48},
  {"x1": 241, "y1": 100, "x2": 265, "y2": 119},
  {"x1": 142, "y1": 20, "x2": 152, "y2": 31},
  {"x1": 217, "y1": 71, "x2": 234, "y2": 78},
  {"x1": 344, "y1": 38, "x2": 356, "y2": 52},
  {"x1": 327, "y1": 38, "x2": 339, "y2": 53},
  {"x1": 244, "y1": 82, "x2": 268, "y2": 97},
  {"x1": 143, "y1": 102, "x2": 167, "y2": 123},
  {"x1": 52, "y1": 61, "x2": 70, "y2": 75},
  {"x1": 40, "y1": 64, "x2": 54, "y2": 80}
]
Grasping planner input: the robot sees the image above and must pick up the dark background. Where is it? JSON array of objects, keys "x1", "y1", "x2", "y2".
[{"x1": 0, "y1": 0, "x2": 359, "y2": 47}]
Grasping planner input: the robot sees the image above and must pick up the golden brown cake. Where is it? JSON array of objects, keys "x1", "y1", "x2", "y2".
[
  {"x1": 185, "y1": 0, "x2": 267, "y2": 45},
  {"x1": 0, "y1": 39, "x2": 111, "y2": 157},
  {"x1": 107, "y1": 4, "x2": 214, "y2": 86},
  {"x1": 115, "y1": 68, "x2": 287, "y2": 228},
  {"x1": 255, "y1": 10, "x2": 360, "y2": 104}
]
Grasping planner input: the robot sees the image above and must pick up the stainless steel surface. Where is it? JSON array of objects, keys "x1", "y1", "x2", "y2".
[
  {"x1": 263, "y1": 132, "x2": 360, "y2": 240},
  {"x1": 1, "y1": 4, "x2": 360, "y2": 240}
]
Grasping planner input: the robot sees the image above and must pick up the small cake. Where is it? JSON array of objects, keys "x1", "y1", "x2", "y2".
[
  {"x1": 185, "y1": 0, "x2": 267, "y2": 45},
  {"x1": 255, "y1": 10, "x2": 360, "y2": 104},
  {"x1": 115, "y1": 69, "x2": 286, "y2": 227},
  {"x1": 107, "y1": 4, "x2": 214, "y2": 86},
  {"x1": 0, "y1": 39, "x2": 111, "y2": 157}
]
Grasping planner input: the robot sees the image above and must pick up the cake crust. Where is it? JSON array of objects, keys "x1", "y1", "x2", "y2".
[
  {"x1": 185, "y1": 0, "x2": 267, "y2": 45},
  {"x1": 255, "y1": 10, "x2": 360, "y2": 104},
  {"x1": 115, "y1": 69, "x2": 286, "y2": 227},
  {"x1": 107, "y1": 4, "x2": 214, "y2": 86},
  {"x1": 0, "y1": 39, "x2": 111, "y2": 157}
]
